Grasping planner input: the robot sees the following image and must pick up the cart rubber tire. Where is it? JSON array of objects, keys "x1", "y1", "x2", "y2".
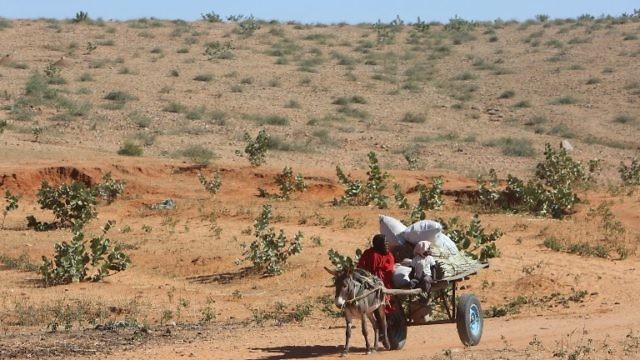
[
  {"x1": 456, "y1": 294, "x2": 483, "y2": 346},
  {"x1": 386, "y1": 308, "x2": 407, "y2": 350}
]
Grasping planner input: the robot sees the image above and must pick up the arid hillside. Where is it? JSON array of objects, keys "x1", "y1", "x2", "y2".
[{"x1": 1, "y1": 15, "x2": 640, "y2": 359}]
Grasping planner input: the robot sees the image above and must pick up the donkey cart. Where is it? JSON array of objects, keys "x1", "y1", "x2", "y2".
[{"x1": 383, "y1": 263, "x2": 489, "y2": 350}]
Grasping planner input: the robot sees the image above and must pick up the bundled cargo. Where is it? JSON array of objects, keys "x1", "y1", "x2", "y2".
[
  {"x1": 401, "y1": 220, "x2": 442, "y2": 245},
  {"x1": 379, "y1": 215, "x2": 459, "y2": 255},
  {"x1": 433, "y1": 251, "x2": 482, "y2": 280},
  {"x1": 379, "y1": 214, "x2": 407, "y2": 248}
]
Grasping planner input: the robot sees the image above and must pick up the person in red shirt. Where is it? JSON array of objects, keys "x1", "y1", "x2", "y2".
[{"x1": 357, "y1": 234, "x2": 395, "y2": 314}]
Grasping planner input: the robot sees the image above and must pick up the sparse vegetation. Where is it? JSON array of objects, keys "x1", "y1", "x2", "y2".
[
  {"x1": 117, "y1": 140, "x2": 143, "y2": 156},
  {"x1": 95, "y1": 172, "x2": 126, "y2": 204},
  {"x1": 243, "y1": 129, "x2": 269, "y2": 167},
  {"x1": 198, "y1": 172, "x2": 222, "y2": 195},
  {"x1": 40, "y1": 221, "x2": 131, "y2": 286},
  {"x1": 2, "y1": 190, "x2": 20, "y2": 229},
  {"x1": 619, "y1": 158, "x2": 640, "y2": 185},
  {"x1": 475, "y1": 144, "x2": 595, "y2": 219},
  {"x1": 241, "y1": 204, "x2": 303, "y2": 275},
  {"x1": 438, "y1": 215, "x2": 503, "y2": 261},
  {"x1": 333, "y1": 152, "x2": 390, "y2": 209},
  {"x1": 259, "y1": 167, "x2": 306, "y2": 200},
  {"x1": 176, "y1": 144, "x2": 216, "y2": 165},
  {"x1": 483, "y1": 137, "x2": 535, "y2": 157},
  {"x1": 408, "y1": 177, "x2": 445, "y2": 223}
]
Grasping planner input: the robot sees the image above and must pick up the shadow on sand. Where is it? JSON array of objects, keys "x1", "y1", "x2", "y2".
[
  {"x1": 250, "y1": 345, "x2": 342, "y2": 359},
  {"x1": 186, "y1": 267, "x2": 255, "y2": 284}
]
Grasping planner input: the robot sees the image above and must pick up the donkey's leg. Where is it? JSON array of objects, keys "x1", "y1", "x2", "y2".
[
  {"x1": 361, "y1": 312, "x2": 372, "y2": 354},
  {"x1": 342, "y1": 313, "x2": 352, "y2": 357},
  {"x1": 377, "y1": 306, "x2": 390, "y2": 350},
  {"x1": 366, "y1": 311, "x2": 379, "y2": 352}
]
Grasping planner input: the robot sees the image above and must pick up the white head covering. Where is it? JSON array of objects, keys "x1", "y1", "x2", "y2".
[{"x1": 413, "y1": 241, "x2": 430, "y2": 257}]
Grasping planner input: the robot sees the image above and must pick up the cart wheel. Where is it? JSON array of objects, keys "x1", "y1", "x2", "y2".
[
  {"x1": 386, "y1": 308, "x2": 407, "y2": 350},
  {"x1": 456, "y1": 294, "x2": 483, "y2": 346}
]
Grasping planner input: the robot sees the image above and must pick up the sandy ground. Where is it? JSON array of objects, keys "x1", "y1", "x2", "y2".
[{"x1": 1, "y1": 17, "x2": 640, "y2": 359}]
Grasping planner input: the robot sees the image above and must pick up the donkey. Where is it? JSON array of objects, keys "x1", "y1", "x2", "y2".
[{"x1": 325, "y1": 267, "x2": 390, "y2": 356}]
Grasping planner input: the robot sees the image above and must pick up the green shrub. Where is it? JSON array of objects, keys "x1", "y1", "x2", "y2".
[
  {"x1": 72, "y1": 11, "x2": 90, "y2": 24},
  {"x1": 549, "y1": 96, "x2": 579, "y2": 105},
  {"x1": 535, "y1": 143, "x2": 588, "y2": 188},
  {"x1": 27, "y1": 181, "x2": 97, "y2": 230},
  {"x1": 255, "y1": 115, "x2": 289, "y2": 126},
  {"x1": 204, "y1": 41, "x2": 235, "y2": 60},
  {"x1": 437, "y1": 215, "x2": 503, "y2": 262},
  {"x1": 241, "y1": 205, "x2": 302, "y2": 275},
  {"x1": 130, "y1": 112, "x2": 151, "y2": 128},
  {"x1": 498, "y1": 90, "x2": 515, "y2": 99},
  {"x1": 104, "y1": 91, "x2": 136, "y2": 102},
  {"x1": 401, "y1": 112, "x2": 426, "y2": 123},
  {"x1": 233, "y1": 15, "x2": 260, "y2": 36},
  {"x1": 284, "y1": 99, "x2": 301, "y2": 109},
  {"x1": 613, "y1": 114, "x2": 635, "y2": 124},
  {"x1": 484, "y1": 137, "x2": 535, "y2": 157},
  {"x1": 333, "y1": 152, "x2": 390, "y2": 209},
  {"x1": 259, "y1": 167, "x2": 306, "y2": 200},
  {"x1": 198, "y1": 172, "x2": 222, "y2": 195},
  {"x1": 163, "y1": 101, "x2": 187, "y2": 113},
  {"x1": 451, "y1": 71, "x2": 477, "y2": 81},
  {"x1": 543, "y1": 237, "x2": 563, "y2": 252},
  {"x1": 40, "y1": 221, "x2": 131, "y2": 286},
  {"x1": 513, "y1": 100, "x2": 531, "y2": 108},
  {"x1": 409, "y1": 177, "x2": 444, "y2": 223},
  {"x1": 193, "y1": 73, "x2": 213, "y2": 82},
  {"x1": 475, "y1": 144, "x2": 591, "y2": 219},
  {"x1": 177, "y1": 144, "x2": 215, "y2": 165},
  {"x1": 393, "y1": 183, "x2": 410, "y2": 209},
  {"x1": 201, "y1": 11, "x2": 222, "y2": 23},
  {"x1": 327, "y1": 248, "x2": 362, "y2": 272},
  {"x1": 2, "y1": 190, "x2": 20, "y2": 229},
  {"x1": 117, "y1": 141, "x2": 143, "y2": 156},
  {"x1": 619, "y1": 158, "x2": 640, "y2": 185},
  {"x1": 0, "y1": 119, "x2": 6, "y2": 134},
  {"x1": 95, "y1": 172, "x2": 126, "y2": 204},
  {"x1": 24, "y1": 73, "x2": 58, "y2": 104},
  {"x1": 242, "y1": 129, "x2": 269, "y2": 167},
  {"x1": 585, "y1": 77, "x2": 600, "y2": 85}
]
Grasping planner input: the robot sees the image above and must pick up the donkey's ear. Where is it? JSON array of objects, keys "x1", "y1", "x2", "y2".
[{"x1": 324, "y1": 266, "x2": 337, "y2": 276}]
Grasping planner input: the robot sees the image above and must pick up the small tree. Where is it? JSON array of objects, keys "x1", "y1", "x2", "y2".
[
  {"x1": 198, "y1": 172, "x2": 222, "y2": 195},
  {"x1": 334, "y1": 152, "x2": 390, "y2": 208},
  {"x1": 327, "y1": 248, "x2": 362, "y2": 272},
  {"x1": 40, "y1": 221, "x2": 131, "y2": 286},
  {"x1": 201, "y1": 11, "x2": 222, "y2": 23},
  {"x1": 27, "y1": 181, "x2": 97, "y2": 230},
  {"x1": 409, "y1": 177, "x2": 444, "y2": 223},
  {"x1": 72, "y1": 11, "x2": 90, "y2": 23},
  {"x1": 393, "y1": 183, "x2": 410, "y2": 209},
  {"x1": 95, "y1": 172, "x2": 126, "y2": 204},
  {"x1": 243, "y1": 129, "x2": 269, "y2": 167},
  {"x1": 2, "y1": 190, "x2": 20, "y2": 229},
  {"x1": 438, "y1": 215, "x2": 503, "y2": 262},
  {"x1": 241, "y1": 204, "x2": 303, "y2": 275},
  {"x1": 619, "y1": 158, "x2": 640, "y2": 185},
  {"x1": 259, "y1": 167, "x2": 306, "y2": 199}
]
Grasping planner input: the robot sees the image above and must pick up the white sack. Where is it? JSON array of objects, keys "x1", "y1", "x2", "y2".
[
  {"x1": 434, "y1": 232, "x2": 459, "y2": 255},
  {"x1": 379, "y1": 215, "x2": 407, "y2": 248},
  {"x1": 392, "y1": 264, "x2": 412, "y2": 288},
  {"x1": 401, "y1": 220, "x2": 443, "y2": 245}
]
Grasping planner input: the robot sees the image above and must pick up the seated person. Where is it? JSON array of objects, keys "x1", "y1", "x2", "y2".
[{"x1": 410, "y1": 241, "x2": 436, "y2": 292}]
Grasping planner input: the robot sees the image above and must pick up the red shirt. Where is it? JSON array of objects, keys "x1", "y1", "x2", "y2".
[{"x1": 357, "y1": 248, "x2": 395, "y2": 290}]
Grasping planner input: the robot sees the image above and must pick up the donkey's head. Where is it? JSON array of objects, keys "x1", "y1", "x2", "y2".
[{"x1": 325, "y1": 267, "x2": 356, "y2": 309}]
